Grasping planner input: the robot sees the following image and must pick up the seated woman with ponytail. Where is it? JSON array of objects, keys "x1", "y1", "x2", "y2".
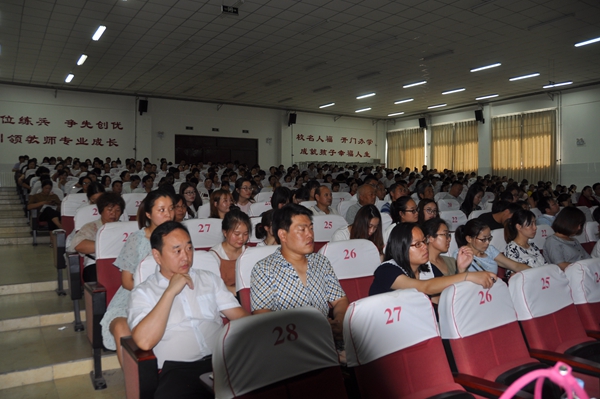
[
  {"x1": 454, "y1": 219, "x2": 530, "y2": 275},
  {"x1": 504, "y1": 209, "x2": 547, "y2": 275},
  {"x1": 369, "y1": 223, "x2": 495, "y2": 297},
  {"x1": 255, "y1": 209, "x2": 277, "y2": 246}
]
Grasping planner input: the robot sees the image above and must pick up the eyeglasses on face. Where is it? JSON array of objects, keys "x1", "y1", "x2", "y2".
[
  {"x1": 403, "y1": 208, "x2": 418, "y2": 214},
  {"x1": 475, "y1": 236, "x2": 493, "y2": 243},
  {"x1": 433, "y1": 232, "x2": 451, "y2": 239},
  {"x1": 424, "y1": 208, "x2": 438, "y2": 215},
  {"x1": 410, "y1": 238, "x2": 428, "y2": 248}
]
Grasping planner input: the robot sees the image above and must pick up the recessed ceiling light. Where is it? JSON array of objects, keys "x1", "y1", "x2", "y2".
[
  {"x1": 394, "y1": 98, "x2": 414, "y2": 104},
  {"x1": 470, "y1": 63, "x2": 501, "y2": 72},
  {"x1": 476, "y1": 94, "x2": 498, "y2": 100},
  {"x1": 65, "y1": 74, "x2": 74, "y2": 83},
  {"x1": 355, "y1": 108, "x2": 371, "y2": 113},
  {"x1": 509, "y1": 73, "x2": 540, "y2": 81},
  {"x1": 388, "y1": 112, "x2": 404, "y2": 117},
  {"x1": 543, "y1": 81, "x2": 573, "y2": 89},
  {"x1": 442, "y1": 88, "x2": 465, "y2": 95},
  {"x1": 428, "y1": 103, "x2": 447, "y2": 109},
  {"x1": 319, "y1": 103, "x2": 335, "y2": 108},
  {"x1": 403, "y1": 81, "x2": 427, "y2": 88},
  {"x1": 92, "y1": 25, "x2": 106, "y2": 41},
  {"x1": 76, "y1": 54, "x2": 88, "y2": 66},
  {"x1": 575, "y1": 36, "x2": 600, "y2": 47},
  {"x1": 356, "y1": 93, "x2": 375, "y2": 99}
]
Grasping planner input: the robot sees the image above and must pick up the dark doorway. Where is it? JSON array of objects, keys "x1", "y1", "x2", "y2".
[{"x1": 174, "y1": 135, "x2": 258, "y2": 166}]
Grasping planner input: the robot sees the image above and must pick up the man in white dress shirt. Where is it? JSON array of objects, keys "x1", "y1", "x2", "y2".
[{"x1": 128, "y1": 221, "x2": 248, "y2": 399}]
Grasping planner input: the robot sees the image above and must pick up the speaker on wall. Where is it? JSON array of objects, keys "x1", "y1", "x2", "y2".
[
  {"x1": 138, "y1": 100, "x2": 148, "y2": 115},
  {"x1": 418, "y1": 117, "x2": 427, "y2": 128},
  {"x1": 475, "y1": 109, "x2": 485, "y2": 123},
  {"x1": 288, "y1": 113, "x2": 297, "y2": 126}
]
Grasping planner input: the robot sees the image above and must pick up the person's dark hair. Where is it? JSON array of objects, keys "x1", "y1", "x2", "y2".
[
  {"x1": 460, "y1": 183, "x2": 485, "y2": 217},
  {"x1": 417, "y1": 199, "x2": 437, "y2": 224},
  {"x1": 137, "y1": 189, "x2": 176, "y2": 229},
  {"x1": 390, "y1": 196, "x2": 415, "y2": 224},
  {"x1": 111, "y1": 180, "x2": 122, "y2": 188},
  {"x1": 130, "y1": 175, "x2": 141, "y2": 182},
  {"x1": 97, "y1": 192, "x2": 125, "y2": 215},
  {"x1": 36, "y1": 166, "x2": 50, "y2": 177},
  {"x1": 78, "y1": 175, "x2": 91, "y2": 186},
  {"x1": 350, "y1": 204, "x2": 384, "y2": 253},
  {"x1": 151, "y1": 221, "x2": 190, "y2": 253},
  {"x1": 271, "y1": 186, "x2": 291, "y2": 209},
  {"x1": 179, "y1": 182, "x2": 202, "y2": 208},
  {"x1": 86, "y1": 182, "x2": 106, "y2": 201},
  {"x1": 272, "y1": 203, "x2": 313, "y2": 245},
  {"x1": 556, "y1": 193, "x2": 572, "y2": 207},
  {"x1": 504, "y1": 209, "x2": 536, "y2": 242},
  {"x1": 455, "y1": 218, "x2": 489, "y2": 247},
  {"x1": 593, "y1": 206, "x2": 600, "y2": 225},
  {"x1": 552, "y1": 206, "x2": 586, "y2": 237},
  {"x1": 255, "y1": 209, "x2": 274, "y2": 240},
  {"x1": 222, "y1": 207, "x2": 252, "y2": 236},
  {"x1": 233, "y1": 177, "x2": 253, "y2": 203},
  {"x1": 314, "y1": 185, "x2": 330, "y2": 198},
  {"x1": 537, "y1": 196, "x2": 556, "y2": 215},
  {"x1": 305, "y1": 179, "x2": 320, "y2": 192},
  {"x1": 421, "y1": 217, "x2": 449, "y2": 240},
  {"x1": 40, "y1": 179, "x2": 53, "y2": 189},
  {"x1": 293, "y1": 187, "x2": 309, "y2": 202},
  {"x1": 142, "y1": 174, "x2": 153, "y2": 184},
  {"x1": 416, "y1": 182, "x2": 433, "y2": 199},
  {"x1": 491, "y1": 200, "x2": 520, "y2": 214},
  {"x1": 383, "y1": 223, "x2": 429, "y2": 279}
]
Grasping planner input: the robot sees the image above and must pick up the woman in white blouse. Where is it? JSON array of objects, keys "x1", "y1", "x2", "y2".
[{"x1": 504, "y1": 208, "x2": 547, "y2": 273}]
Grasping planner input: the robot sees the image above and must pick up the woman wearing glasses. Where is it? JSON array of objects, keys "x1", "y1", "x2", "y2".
[
  {"x1": 455, "y1": 219, "x2": 530, "y2": 274},
  {"x1": 233, "y1": 177, "x2": 255, "y2": 214},
  {"x1": 369, "y1": 222, "x2": 495, "y2": 296},
  {"x1": 179, "y1": 182, "x2": 202, "y2": 219},
  {"x1": 421, "y1": 218, "x2": 472, "y2": 277},
  {"x1": 417, "y1": 199, "x2": 438, "y2": 224}
]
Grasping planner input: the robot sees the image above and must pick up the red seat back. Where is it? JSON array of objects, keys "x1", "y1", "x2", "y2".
[
  {"x1": 439, "y1": 280, "x2": 537, "y2": 380},
  {"x1": 318, "y1": 239, "x2": 380, "y2": 303},
  {"x1": 213, "y1": 307, "x2": 346, "y2": 398},
  {"x1": 344, "y1": 289, "x2": 466, "y2": 398}
]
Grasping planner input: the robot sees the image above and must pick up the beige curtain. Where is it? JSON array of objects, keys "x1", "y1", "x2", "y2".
[
  {"x1": 522, "y1": 110, "x2": 556, "y2": 182},
  {"x1": 453, "y1": 120, "x2": 479, "y2": 173},
  {"x1": 492, "y1": 110, "x2": 556, "y2": 182},
  {"x1": 431, "y1": 124, "x2": 453, "y2": 170},
  {"x1": 387, "y1": 128, "x2": 424, "y2": 169}
]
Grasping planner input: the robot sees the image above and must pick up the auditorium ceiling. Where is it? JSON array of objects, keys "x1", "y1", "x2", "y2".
[{"x1": 1, "y1": 0, "x2": 600, "y2": 118}]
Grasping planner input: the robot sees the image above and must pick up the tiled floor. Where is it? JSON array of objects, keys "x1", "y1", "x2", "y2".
[
  {"x1": 0, "y1": 245, "x2": 125, "y2": 398},
  {"x1": 1, "y1": 369, "x2": 125, "y2": 399}
]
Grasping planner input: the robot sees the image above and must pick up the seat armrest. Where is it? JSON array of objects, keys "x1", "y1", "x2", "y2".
[
  {"x1": 453, "y1": 373, "x2": 533, "y2": 399},
  {"x1": 529, "y1": 349, "x2": 600, "y2": 377},
  {"x1": 84, "y1": 282, "x2": 107, "y2": 347},
  {"x1": 53, "y1": 229, "x2": 67, "y2": 270},
  {"x1": 67, "y1": 252, "x2": 83, "y2": 300},
  {"x1": 121, "y1": 336, "x2": 158, "y2": 399},
  {"x1": 586, "y1": 330, "x2": 600, "y2": 340}
]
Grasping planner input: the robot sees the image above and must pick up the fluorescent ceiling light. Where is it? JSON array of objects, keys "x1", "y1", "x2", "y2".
[
  {"x1": 403, "y1": 81, "x2": 426, "y2": 88},
  {"x1": 76, "y1": 54, "x2": 88, "y2": 66},
  {"x1": 442, "y1": 88, "x2": 465, "y2": 95},
  {"x1": 319, "y1": 103, "x2": 335, "y2": 109},
  {"x1": 476, "y1": 94, "x2": 498, "y2": 100},
  {"x1": 509, "y1": 73, "x2": 540, "y2": 81},
  {"x1": 356, "y1": 93, "x2": 375, "y2": 99},
  {"x1": 65, "y1": 74, "x2": 74, "y2": 83},
  {"x1": 92, "y1": 25, "x2": 106, "y2": 41},
  {"x1": 470, "y1": 63, "x2": 501, "y2": 72},
  {"x1": 394, "y1": 98, "x2": 414, "y2": 104},
  {"x1": 355, "y1": 108, "x2": 371, "y2": 113},
  {"x1": 543, "y1": 81, "x2": 573, "y2": 89},
  {"x1": 428, "y1": 103, "x2": 447, "y2": 109},
  {"x1": 575, "y1": 36, "x2": 600, "y2": 47},
  {"x1": 388, "y1": 112, "x2": 404, "y2": 117}
]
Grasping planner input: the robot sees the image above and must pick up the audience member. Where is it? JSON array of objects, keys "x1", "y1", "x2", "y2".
[
  {"x1": 332, "y1": 204, "x2": 384, "y2": 256},
  {"x1": 543, "y1": 206, "x2": 591, "y2": 269},
  {"x1": 310, "y1": 185, "x2": 338, "y2": 215},
  {"x1": 209, "y1": 189, "x2": 233, "y2": 219},
  {"x1": 477, "y1": 200, "x2": 521, "y2": 230},
  {"x1": 417, "y1": 199, "x2": 438, "y2": 224},
  {"x1": 536, "y1": 196, "x2": 560, "y2": 226},
  {"x1": 345, "y1": 184, "x2": 376, "y2": 224}
]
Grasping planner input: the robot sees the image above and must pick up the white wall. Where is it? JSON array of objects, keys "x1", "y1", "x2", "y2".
[
  {"x1": 0, "y1": 85, "x2": 136, "y2": 164},
  {"x1": 385, "y1": 85, "x2": 600, "y2": 187}
]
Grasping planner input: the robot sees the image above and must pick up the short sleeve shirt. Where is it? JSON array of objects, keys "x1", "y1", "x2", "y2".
[
  {"x1": 114, "y1": 229, "x2": 151, "y2": 273},
  {"x1": 454, "y1": 245, "x2": 501, "y2": 273},
  {"x1": 543, "y1": 234, "x2": 591, "y2": 265},
  {"x1": 250, "y1": 248, "x2": 345, "y2": 317},
  {"x1": 369, "y1": 259, "x2": 410, "y2": 296}
]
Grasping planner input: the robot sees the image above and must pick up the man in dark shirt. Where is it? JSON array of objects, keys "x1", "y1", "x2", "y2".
[{"x1": 477, "y1": 201, "x2": 521, "y2": 230}]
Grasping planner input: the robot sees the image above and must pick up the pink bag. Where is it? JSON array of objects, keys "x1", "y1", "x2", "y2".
[{"x1": 499, "y1": 362, "x2": 589, "y2": 399}]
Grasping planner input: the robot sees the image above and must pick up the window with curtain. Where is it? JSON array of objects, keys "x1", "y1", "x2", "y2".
[
  {"x1": 492, "y1": 109, "x2": 556, "y2": 182},
  {"x1": 387, "y1": 127, "x2": 424, "y2": 170},
  {"x1": 431, "y1": 120, "x2": 478, "y2": 172}
]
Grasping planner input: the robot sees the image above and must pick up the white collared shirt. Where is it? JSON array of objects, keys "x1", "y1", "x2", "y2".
[{"x1": 128, "y1": 267, "x2": 240, "y2": 368}]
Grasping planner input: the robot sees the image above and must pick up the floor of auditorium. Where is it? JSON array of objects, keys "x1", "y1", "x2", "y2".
[{"x1": 0, "y1": 245, "x2": 126, "y2": 398}]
